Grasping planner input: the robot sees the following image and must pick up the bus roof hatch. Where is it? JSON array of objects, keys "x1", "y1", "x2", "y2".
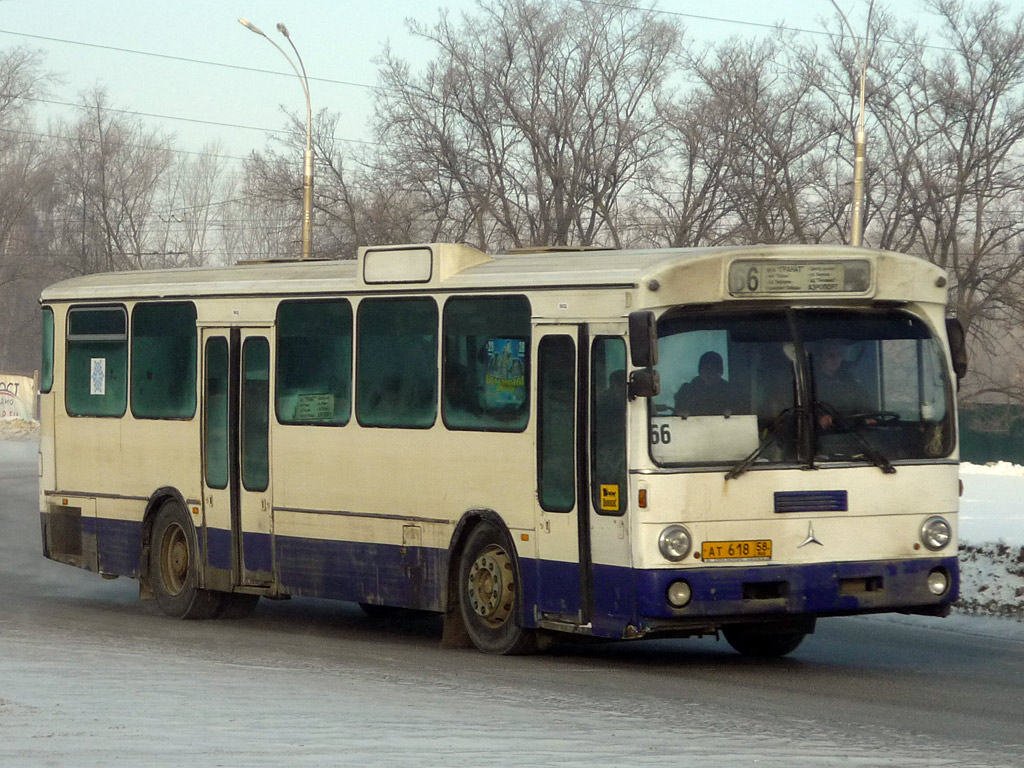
[{"x1": 357, "y1": 243, "x2": 491, "y2": 287}]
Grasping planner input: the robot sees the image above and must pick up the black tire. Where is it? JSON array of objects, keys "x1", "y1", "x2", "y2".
[
  {"x1": 149, "y1": 500, "x2": 222, "y2": 620},
  {"x1": 217, "y1": 593, "x2": 260, "y2": 619},
  {"x1": 457, "y1": 521, "x2": 537, "y2": 655},
  {"x1": 722, "y1": 623, "x2": 807, "y2": 658}
]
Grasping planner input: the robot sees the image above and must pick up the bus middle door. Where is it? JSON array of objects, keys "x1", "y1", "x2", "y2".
[{"x1": 201, "y1": 327, "x2": 274, "y2": 589}]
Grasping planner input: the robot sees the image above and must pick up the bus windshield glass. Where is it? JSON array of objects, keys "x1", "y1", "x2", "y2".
[{"x1": 649, "y1": 308, "x2": 954, "y2": 468}]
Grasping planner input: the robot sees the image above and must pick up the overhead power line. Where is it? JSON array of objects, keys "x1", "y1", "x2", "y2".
[
  {"x1": 578, "y1": 0, "x2": 958, "y2": 53},
  {"x1": 18, "y1": 95, "x2": 380, "y2": 147},
  {"x1": 0, "y1": 28, "x2": 380, "y2": 92},
  {"x1": 0, "y1": 124, "x2": 249, "y2": 162}
]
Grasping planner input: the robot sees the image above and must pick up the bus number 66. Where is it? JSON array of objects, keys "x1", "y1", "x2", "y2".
[{"x1": 650, "y1": 424, "x2": 672, "y2": 445}]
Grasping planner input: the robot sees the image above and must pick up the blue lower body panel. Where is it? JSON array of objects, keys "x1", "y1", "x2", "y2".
[
  {"x1": 275, "y1": 535, "x2": 446, "y2": 612},
  {"x1": 48, "y1": 511, "x2": 959, "y2": 641},
  {"x1": 96, "y1": 517, "x2": 142, "y2": 577}
]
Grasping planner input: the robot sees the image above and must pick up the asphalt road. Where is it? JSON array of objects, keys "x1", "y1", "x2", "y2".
[{"x1": 3, "y1": 441, "x2": 1022, "y2": 766}]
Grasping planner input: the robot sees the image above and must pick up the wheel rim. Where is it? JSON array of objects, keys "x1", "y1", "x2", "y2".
[
  {"x1": 159, "y1": 522, "x2": 190, "y2": 596},
  {"x1": 466, "y1": 544, "x2": 515, "y2": 628}
]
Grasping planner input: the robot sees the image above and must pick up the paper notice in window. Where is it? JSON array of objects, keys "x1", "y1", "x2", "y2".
[
  {"x1": 90, "y1": 358, "x2": 106, "y2": 396},
  {"x1": 294, "y1": 393, "x2": 335, "y2": 420}
]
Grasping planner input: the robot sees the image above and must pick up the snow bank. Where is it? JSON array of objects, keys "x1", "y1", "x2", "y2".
[
  {"x1": 960, "y1": 461, "x2": 1024, "y2": 477},
  {"x1": 0, "y1": 418, "x2": 39, "y2": 442}
]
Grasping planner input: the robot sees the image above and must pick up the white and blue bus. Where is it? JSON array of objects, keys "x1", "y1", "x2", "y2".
[{"x1": 38, "y1": 243, "x2": 965, "y2": 656}]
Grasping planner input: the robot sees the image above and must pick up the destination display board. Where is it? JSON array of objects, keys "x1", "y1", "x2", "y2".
[{"x1": 728, "y1": 259, "x2": 871, "y2": 296}]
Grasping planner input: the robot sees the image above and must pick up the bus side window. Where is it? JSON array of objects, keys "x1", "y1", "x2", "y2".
[
  {"x1": 131, "y1": 302, "x2": 197, "y2": 419},
  {"x1": 41, "y1": 307, "x2": 54, "y2": 393},
  {"x1": 356, "y1": 297, "x2": 438, "y2": 428},
  {"x1": 442, "y1": 295, "x2": 530, "y2": 431},
  {"x1": 66, "y1": 306, "x2": 128, "y2": 418},
  {"x1": 276, "y1": 299, "x2": 352, "y2": 425}
]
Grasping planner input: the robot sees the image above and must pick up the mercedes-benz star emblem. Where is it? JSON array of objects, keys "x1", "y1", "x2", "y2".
[{"x1": 798, "y1": 521, "x2": 823, "y2": 548}]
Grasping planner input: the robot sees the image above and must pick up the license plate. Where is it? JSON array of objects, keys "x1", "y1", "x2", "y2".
[{"x1": 701, "y1": 539, "x2": 772, "y2": 561}]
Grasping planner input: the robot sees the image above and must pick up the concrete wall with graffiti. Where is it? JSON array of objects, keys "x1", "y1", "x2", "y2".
[{"x1": 0, "y1": 375, "x2": 36, "y2": 420}]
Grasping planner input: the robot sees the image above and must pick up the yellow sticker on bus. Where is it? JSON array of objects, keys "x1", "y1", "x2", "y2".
[{"x1": 599, "y1": 484, "x2": 619, "y2": 511}]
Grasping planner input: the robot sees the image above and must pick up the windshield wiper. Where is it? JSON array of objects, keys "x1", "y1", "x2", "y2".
[
  {"x1": 846, "y1": 423, "x2": 897, "y2": 474},
  {"x1": 725, "y1": 408, "x2": 793, "y2": 481},
  {"x1": 815, "y1": 401, "x2": 897, "y2": 475}
]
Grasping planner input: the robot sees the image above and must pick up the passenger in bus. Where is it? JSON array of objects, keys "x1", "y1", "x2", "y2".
[
  {"x1": 813, "y1": 339, "x2": 872, "y2": 428},
  {"x1": 673, "y1": 351, "x2": 741, "y2": 416}
]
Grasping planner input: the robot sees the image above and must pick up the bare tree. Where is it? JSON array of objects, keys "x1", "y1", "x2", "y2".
[
  {"x1": 152, "y1": 142, "x2": 236, "y2": 268},
  {"x1": 820, "y1": 1, "x2": 1024, "y2": 402},
  {"x1": 630, "y1": 74, "x2": 743, "y2": 247},
  {"x1": 0, "y1": 46, "x2": 55, "y2": 372},
  {"x1": 685, "y1": 34, "x2": 840, "y2": 245},
  {"x1": 232, "y1": 140, "x2": 298, "y2": 262},
  {"x1": 48, "y1": 88, "x2": 174, "y2": 275},
  {"x1": 373, "y1": 0, "x2": 681, "y2": 250}
]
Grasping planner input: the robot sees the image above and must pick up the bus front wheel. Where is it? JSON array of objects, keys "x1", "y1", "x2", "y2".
[
  {"x1": 722, "y1": 622, "x2": 808, "y2": 658},
  {"x1": 149, "y1": 500, "x2": 221, "y2": 620},
  {"x1": 457, "y1": 521, "x2": 536, "y2": 655}
]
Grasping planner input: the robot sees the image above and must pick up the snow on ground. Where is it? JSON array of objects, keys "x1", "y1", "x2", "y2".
[
  {"x1": 0, "y1": 417, "x2": 39, "y2": 441},
  {"x1": 957, "y1": 462, "x2": 1024, "y2": 620},
  {"x1": 3, "y1": 421, "x2": 1022, "y2": 622}
]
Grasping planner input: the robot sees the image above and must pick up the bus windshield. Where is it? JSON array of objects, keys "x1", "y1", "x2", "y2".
[{"x1": 650, "y1": 308, "x2": 954, "y2": 469}]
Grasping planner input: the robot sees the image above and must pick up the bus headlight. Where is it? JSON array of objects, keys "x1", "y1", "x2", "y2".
[
  {"x1": 658, "y1": 525, "x2": 692, "y2": 561},
  {"x1": 920, "y1": 516, "x2": 952, "y2": 551}
]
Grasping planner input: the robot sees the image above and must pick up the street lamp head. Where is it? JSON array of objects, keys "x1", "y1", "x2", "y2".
[
  {"x1": 237, "y1": 16, "x2": 313, "y2": 259},
  {"x1": 238, "y1": 18, "x2": 266, "y2": 37}
]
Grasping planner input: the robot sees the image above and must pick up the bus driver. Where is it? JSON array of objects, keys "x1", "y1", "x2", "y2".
[{"x1": 813, "y1": 339, "x2": 872, "y2": 429}]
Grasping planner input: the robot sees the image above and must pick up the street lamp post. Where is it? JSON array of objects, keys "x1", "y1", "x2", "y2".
[
  {"x1": 239, "y1": 18, "x2": 313, "y2": 260},
  {"x1": 830, "y1": 0, "x2": 875, "y2": 248}
]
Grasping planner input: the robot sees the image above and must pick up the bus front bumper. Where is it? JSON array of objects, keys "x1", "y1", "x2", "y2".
[{"x1": 632, "y1": 555, "x2": 959, "y2": 631}]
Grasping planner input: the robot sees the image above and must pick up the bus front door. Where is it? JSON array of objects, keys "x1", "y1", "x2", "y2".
[
  {"x1": 587, "y1": 332, "x2": 634, "y2": 631},
  {"x1": 534, "y1": 326, "x2": 587, "y2": 623},
  {"x1": 201, "y1": 328, "x2": 274, "y2": 589}
]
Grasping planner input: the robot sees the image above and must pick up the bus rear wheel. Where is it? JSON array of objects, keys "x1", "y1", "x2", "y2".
[
  {"x1": 722, "y1": 623, "x2": 807, "y2": 658},
  {"x1": 457, "y1": 521, "x2": 536, "y2": 655},
  {"x1": 149, "y1": 500, "x2": 221, "y2": 620}
]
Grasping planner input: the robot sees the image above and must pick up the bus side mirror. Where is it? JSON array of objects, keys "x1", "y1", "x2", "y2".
[
  {"x1": 628, "y1": 368, "x2": 660, "y2": 400},
  {"x1": 628, "y1": 311, "x2": 658, "y2": 367},
  {"x1": 946, "y1": 317, "x2": 968, "y2": 380}
]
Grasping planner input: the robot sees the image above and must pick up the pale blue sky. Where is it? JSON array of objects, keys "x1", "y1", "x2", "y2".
[{"x1": 0, "y1": 0, "x2": 914, "y2": 163}]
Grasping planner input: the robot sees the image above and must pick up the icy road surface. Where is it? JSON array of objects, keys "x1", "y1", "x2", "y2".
[{"x1": 2, "y1": 440, "x2": 1023, "y2": 767}]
